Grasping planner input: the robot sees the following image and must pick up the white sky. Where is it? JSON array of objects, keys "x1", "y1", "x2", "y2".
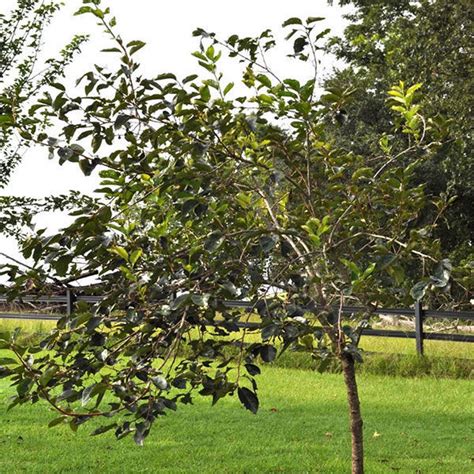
[{"x1": 0, "y1": 0, "x2": 352, "y2": 265}]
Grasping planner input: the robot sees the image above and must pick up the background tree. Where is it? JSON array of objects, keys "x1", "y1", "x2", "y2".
[
  {"x1": 324, "y1": 0, "x2": 473, "y2": 296},
  {"x1": 0, "y1": 0, "x2": 90, "y2": 241},
  {"x1": 0, "y1": 3, "x2": 461, "y2": 473},
  {"x1": 1, "y1": 0, "x2": 64, "y2": 185}
]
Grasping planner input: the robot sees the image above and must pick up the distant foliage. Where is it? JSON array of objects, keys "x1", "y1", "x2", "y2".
[{"x1": 324, "y1": 0, "x2": 473, "y2": 280}]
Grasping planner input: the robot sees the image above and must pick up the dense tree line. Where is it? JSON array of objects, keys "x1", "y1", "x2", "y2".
[{"x1": 327, "y1": 0, "x2": 473, "y2": 274}]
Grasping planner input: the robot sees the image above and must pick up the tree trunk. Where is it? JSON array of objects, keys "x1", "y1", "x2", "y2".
[{"x1": 341, "y1": 353, "x2": 364, "y2": 474}]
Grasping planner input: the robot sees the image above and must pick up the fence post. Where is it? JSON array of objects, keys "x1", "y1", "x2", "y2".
[
  {"x1": 414, "y1": 300, "x2": 424, "y2": 356},
  {"x1": 66, "y1": 289, "x2": 76, "y2": 316}
]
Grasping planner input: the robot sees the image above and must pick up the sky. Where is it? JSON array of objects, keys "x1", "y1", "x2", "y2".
[{"x1": 0, "y1": 0, "x2": 352, "y2": 267}]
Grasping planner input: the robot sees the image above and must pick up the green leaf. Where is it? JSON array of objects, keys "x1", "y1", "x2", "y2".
[
  {"x1": 352, "y1": 167, "x2": 373, "y2": 181},
  {"x1": 200, "y1": 85, "x2": 211, "y2": 102},
  {"x1": 406, "y1": 83, "x2": 422, "y2": 97},
  {"x1": 315, "y1": 28, "x2": 331, "y2": 41},
  {"x1": 0, "y1": 115, "x2": 13, "y2": 126},
  {"x1": 74, "y1": 6, "x2": 94, "y2": 16},
  {"x1": 17, "y1": 378, "x2": 33, "y2": 397},
  {"x1": 109, "y1": 246, "x2": 129, "y2": 261},
  {"x1": 69, "y1": 418, "x2": 79, "y2": 432},
  {"x1": 134, "y1": 422, "x2": 149, "y2": 446},
  {"x1": 156, "y1": 73, "x2": 177, "y2": 81},
  {"x1": 317, "y1": 357, "x2": 331, "y2": 374},
  {"x1": 261, "y1": 324, "x2": 279, "y2": 340},
  {"x1": 204, "y1": 232, "x2": 224, "y2": 252},
  {"x1": 70, "y1": 144, "x2": 85, "y2": 155},
  {"x1": 0, "y1": 340, "x2": 10, "y2": 350},
  {"x1": 81, "y1": 384, "x2": 98, "y2": 406},
  {"x1": 430, "y1": 259, "x2": 452, "y2": 288},
  {"x1": 130, "y1": 249, "x2": 143, "y2": 266},
  {"x1": 410, "y1": 281, "x2": 429, "y2": 301},
  {"x1": 361, "y1": 263, "x2": 376, "y2": 279},
  {"x1": 340, "y1": 258, "x2": 361, "y2": 278},
  {"x1": 256, "y1": 74, "x2": 272, "y2": 88},
  {"x1": 191, "y1": 294, "x2": 210, "y2": 308},
  {"x1": 57, "y1": 389, "x2": 77, "y2": 402},
  {"x1": 92, "y1": 8, "x2": 104, "y2": 19},
  {"x1": 79, "y1": 159, "x2": 97, "y2": 176},
  {"x1": 119, "y1": 265, "x2": 135, "y2": 281},
  {"x1": 54, "y1": 255, "x2": 71, "y2": 277},
  {"x1": 170, "y1": 293, "x2": 190, "y2": 310},
  {"x1": 260, "y1": 344, "x2": 277, "y2": 362},
  {"x1": 205, "y1": 45, "x2": 215, "y2": 60},
  {"x1": 245, "y1": 364, "x2": 261, "y2": 376},
  {"x1": 238, "y1": 387, "x2": 259, "y2": 414},
  {"x1": 183, "y1": 74, "x2": 198, "y2": 83},
  {"x1": 257, "y1": 94, "x2": 274, "y2": 105},
  {"x1": 307, "y1": 16, "x2": 325, "y2": 24},
  {"x1": 259, "y1": 236, "x2": 276, "y2": 254},
  {"x1": 192, "y1": 51, "x2": 207, "y2": 61},
  {"x1": 114, "y1": 114, "x2": 132, "y2": 129},
  {"x1": 283, "y1": 79, "x2": 301, "y2": 91},
  {"x1": 282, "y1": 17, "x2": 302, "y2": 27},
  {"x1": 39, "y1": 367, "x2": 57, "y2": 387},
  {"x1": 293, "y1": 37, "x2": 307, "y2": 54},
  {"x1": 48, "y1": 416, "x2": 67, "y2": 428},
  {"x1": 90, "y1": 424, "x2": 117, "y2": 436},
  {"x1": 151, "y1": 376, "x2": 168, "y2": 390},
  {"x1": 101, "y1": 47, "x2": 121, "y2": 53},
  {"x1": 127, "y1": 40, "x2": 146, "y2": 55},
  {"x1": 223, "y1": 82, "x2": 234, "y2": 96}
]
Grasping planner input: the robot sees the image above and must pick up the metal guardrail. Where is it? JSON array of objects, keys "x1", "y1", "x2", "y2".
[{"x1": 1, "y1": 292, "x2": 473, "y2": 355}]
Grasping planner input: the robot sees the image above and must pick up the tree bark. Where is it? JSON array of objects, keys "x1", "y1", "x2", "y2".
[{"x1": 341, "y1": 353, "x2": 364, "y2": 474}]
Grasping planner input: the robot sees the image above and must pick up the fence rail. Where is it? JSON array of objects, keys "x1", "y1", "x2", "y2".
[{"x1": 1, "y1": 292, "x2": 473, "y2": 355}]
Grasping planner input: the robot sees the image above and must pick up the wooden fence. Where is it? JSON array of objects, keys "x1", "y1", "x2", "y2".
[{"x1": 1, "y1": 291, "x2": 473, "y2": 356}]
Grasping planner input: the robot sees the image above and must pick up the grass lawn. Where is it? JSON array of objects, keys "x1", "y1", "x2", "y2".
[{"x1": 1, "y1": 366, "x2": 473, "y2": 473}]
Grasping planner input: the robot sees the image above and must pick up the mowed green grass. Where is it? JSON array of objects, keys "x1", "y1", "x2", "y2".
[{"x1": 0, "y1": 367, "x2": 473, "y2": 473}]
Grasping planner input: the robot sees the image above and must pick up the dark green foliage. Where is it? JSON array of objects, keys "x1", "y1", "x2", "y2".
[
  {"x1": 237, "y1": 387, "x2": 259, "y2": 414},
  {"x1": 325, "y1": 0, "x2": 473, "y2": 288}
]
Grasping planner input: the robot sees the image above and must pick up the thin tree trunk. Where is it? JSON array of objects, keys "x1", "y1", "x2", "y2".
[{"x1": 341, "y1": 353, "x2": 364, "y2": 474}]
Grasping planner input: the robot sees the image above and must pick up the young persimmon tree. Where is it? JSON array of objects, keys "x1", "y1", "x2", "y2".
[{"x1": 0, "y1": 4, "x2": 455, "y2": 473}]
